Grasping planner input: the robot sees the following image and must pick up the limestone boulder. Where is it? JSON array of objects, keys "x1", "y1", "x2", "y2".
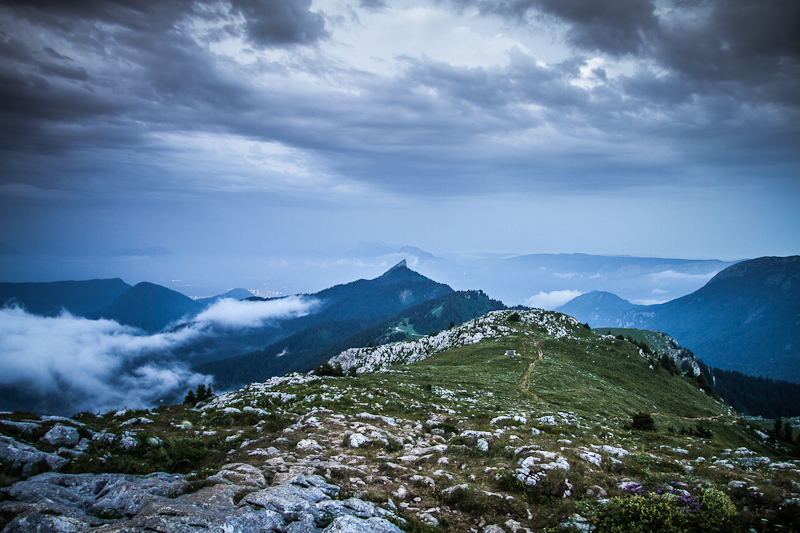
[
  {"x1": 41, "y1": 424, "x2": 81, "y2": 447},
  {"x1": 0, "y1": 435, "x2": 69, "y2": 476}
]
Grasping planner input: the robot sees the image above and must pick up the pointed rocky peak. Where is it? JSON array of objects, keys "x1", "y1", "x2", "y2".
[{"x1": 375, "y1": 259, "x2": 435, "y2": 285}]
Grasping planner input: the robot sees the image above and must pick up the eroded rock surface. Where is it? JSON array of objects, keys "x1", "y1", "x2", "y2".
[
  {"x1": 0, "y1": 435, "x2": 69, "y2": 477},
  {"x1": 0, "y1": 463, "x2": 403, "y2": 532}
]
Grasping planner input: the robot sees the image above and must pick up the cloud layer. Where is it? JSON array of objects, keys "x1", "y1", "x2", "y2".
[
  {"x1": 0, "y1": 0, "x2": 797, "y2": 292},
  {"x1": 1, "y1": 0, "x2": 797, "y2": 199},
  {"x1": 525, "y1": 290, "x2": 584, "y2": 310},
  {"x1": 0, "y1": 296, "x2": 318, "y2": 415},
  {"x1": 193, "y1": 296, "x2": 319, "y2": 329}
]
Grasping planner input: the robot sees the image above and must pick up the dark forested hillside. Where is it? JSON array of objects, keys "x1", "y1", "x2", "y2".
[
  {"x1": 558, "y1": 256, "x2": 800, "y2": 383},
  {"x1": 91, "y1": 282, "x2": 202, "y2": 332},
  {"x1": 698, "y1": 362, "x2": 800, "y2": 418},
  {"x1": 317, "y1": 290, "x2": 508, "y2": 354},
  {"x1": 0, "y1": 278, "x2": 132, "y2": 317},
  {"x1": 196, "y1": 289, "x2": 507, "y2": 388}
]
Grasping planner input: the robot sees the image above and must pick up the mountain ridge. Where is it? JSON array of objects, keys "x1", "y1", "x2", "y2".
[
  {"x1": 557, "y1": 256, "x2": 800, "y2": 382},
  {"x1": 0, "y1": 278, "x2": 132, "y2": 317}
]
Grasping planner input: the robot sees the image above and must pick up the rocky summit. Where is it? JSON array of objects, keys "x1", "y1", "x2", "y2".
[{"x1": 1, "y1": 310, "x2": 799, "y2": 532}]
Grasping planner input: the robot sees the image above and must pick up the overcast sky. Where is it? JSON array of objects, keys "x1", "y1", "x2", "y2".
[{"x1": 1, "y1": 0, "x2": 798, "y2": 293}]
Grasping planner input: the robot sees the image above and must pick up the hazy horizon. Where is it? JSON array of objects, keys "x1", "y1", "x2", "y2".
[
  {"x1": 1, "y1": 0, "x2": 798, "y2": 298},
  {"x1": 0, "y1": 242, "x2": 747, "y2": 308}
]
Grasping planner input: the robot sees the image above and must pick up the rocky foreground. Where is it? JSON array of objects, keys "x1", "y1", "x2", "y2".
[
  {"x1": 2, "y1": 463, "x2": 401, "y2": 532},
  {"x1": 2, "y1": 310, "x2": 799, "y2": 531}
]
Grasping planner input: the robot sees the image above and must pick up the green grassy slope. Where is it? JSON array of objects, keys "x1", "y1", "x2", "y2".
[
  {"x1": 2, "y1": 309, "x2": 797, "y2": 532},
  {"x1": 346, "y1": 310, "x2": 732, "y2": 426},
  {"x1": 597, "y1": 327, "x2": 800, "y2": 418}
]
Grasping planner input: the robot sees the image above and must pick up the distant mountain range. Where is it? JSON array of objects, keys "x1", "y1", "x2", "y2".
[
  {"x1": 0, "y1": 278, "x2": 132, "y2": 317},
  {"x1": 89, "y1": 282, "x2": 204, "y2": 332},
  {"x1": 557, "y1": 256, "x2": 800, "y2": 383},
  {"x1": 347, "y1": 243, "x2": 739, "y2": 307},
  {"x1": 3, "y1": 255, "x2": 798, "y2": 415}
]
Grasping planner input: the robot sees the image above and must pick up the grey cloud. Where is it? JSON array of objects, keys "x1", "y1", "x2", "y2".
[
  {"x1": 43, "y1": 46, "x2": 74, "y2": 61},
  {"x1": 0, "y1": 0, "x2": 327, "y2": 158},
  {"x1": 0, "y1": 0, "x2": 198, "y2": 34},
  {"x1": 446, "y1": 0, "x2": 800, "y2": 107},
  {"x1": 359, "y1": 0, "x2": 388, "y2": 10},
  {"x1": 38, "y1": 62, "x2": 90, "y2": 81},
  {"x1": 0, "y1": 0, "x2": 797, "y2": 202},
  {"x1": 229, "y1": 0, "x2": 328, "y2": 46},
  {"x1": 448, "y1": 0, "x2": 659, "y2": 56},
  {"x1": 651, "y1": 1, "x2": 800, "y2": 108},
  {"x1": 1, "y1": 0, "x2": 328, "y2": 48},
  {"x1": 535, "y1": 0, "x2": 658, "y2": 56}
]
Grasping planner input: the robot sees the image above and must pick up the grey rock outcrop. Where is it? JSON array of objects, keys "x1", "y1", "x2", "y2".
[
  {"x1": 5, "y1": 471, "x2": 186, "y2": 518},
  {"x1": 0, "y1": 463, "x2": 403, "y2": 532},
  {"x1": 41, "y1": 424, "x2": 81, "y2": 447},
  {"x1": 0, "y1": 435, "x2": 69, "y2": 476}
]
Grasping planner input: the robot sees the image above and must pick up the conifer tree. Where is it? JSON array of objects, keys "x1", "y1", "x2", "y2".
[
  {"x1": 773, "y1": 418, "x2": 784, "y2": 441},
  {"x1": 183, "y1": 389, "x2": 197, "y2": 406}
]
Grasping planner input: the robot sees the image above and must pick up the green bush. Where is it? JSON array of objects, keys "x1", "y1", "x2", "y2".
[
  {"x1": 630, "y1": 411, "x2": 656, "y2": 431},
  {"x1": 314, "y1": 362, "x2": 345, "y2": 377},
  {"x1": 594, "y1": 488, "x2": 737, "y2": 533},
  {"x1": 595, "y1": 493, "x2": 682, "y2": 532},
  {"x1": 695, "y1": 488, "x2": 736, "y2": 532}
]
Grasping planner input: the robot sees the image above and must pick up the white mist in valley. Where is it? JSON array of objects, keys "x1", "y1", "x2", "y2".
[{"x1": 0, "y1": 296, "x2": 319, "y2": 415}]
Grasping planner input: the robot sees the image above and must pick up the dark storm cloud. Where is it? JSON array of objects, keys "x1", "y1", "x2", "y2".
[
  {"x1": 359, "y1": 0, "x2": 388, "y2": 10},
  {"x1": 462, "y1": 0, "x2": 659, "y2": 56},
  {"x1": 0, "y1": 0, "x2": 797, "y2": 201},
  {"x1": 0, "y1": 0, "x2": 324, "y2": 156},
  {"x1": 447, "y1": 0, "x2": 800, "y2": 106},
  {"x1": 230, "y1": 0, "x2": 328, "y2": 46}
]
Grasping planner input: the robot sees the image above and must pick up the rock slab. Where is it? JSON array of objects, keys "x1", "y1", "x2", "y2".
[{"x1": 0, "y1": 463, "x2": 404, "y2": 533}]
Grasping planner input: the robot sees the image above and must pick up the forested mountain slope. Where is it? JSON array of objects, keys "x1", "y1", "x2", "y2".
[{"x1": 558, "y1": 256, "x2": 800, "y2": 383}]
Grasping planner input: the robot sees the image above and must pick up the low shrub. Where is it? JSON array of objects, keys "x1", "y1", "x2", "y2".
[
  {"x1": 594, "y1": 485, "x2": 737, "y2": 533},
  {"x1": 630, "y1": 412, "x2": 656, "y2": 432}
]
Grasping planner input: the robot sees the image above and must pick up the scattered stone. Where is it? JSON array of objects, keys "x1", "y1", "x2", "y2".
[
  {"x1": 560, "y1": 513, "x2": 591, "y2": 532},
  {"x1": 409, "y1": 475, "x2": 435, "y2": 487},
  {"x1": 120, "y1": 417, "x2": 154, "y2": 426},
  {"x1": 118, "y1": 435, "x2": 137, "y2": 450},
  {"x1": 0, "y1": 420, "x2": 40, "y2": 434},
  {"x1": 41, "y1": 424, "x2": 80, "y2": 447},
  {"x1": 349, "y1": 433, "x2": 370, "y2": 448},
  {"x1": 5, "y1": 471, "x2": 186, "y2": 518},
  {"x1": 418, "y1": 512, "x2": 439, "y2": 527},
  {"x1": 579, "y1": 450, "x2": 602, "y2": 466},
  {"x1": 506, "y1": 518, "x2": 534, "y2": 533},
  {"x1": 297, "y1": 439, "x2": 323, "y2": 451},
  {"x1": 207, "y1": 463, "x2": 267, "y2": 487},
  {"x1": 324, "y1": 514, "x2": 403, "y2": 533}
]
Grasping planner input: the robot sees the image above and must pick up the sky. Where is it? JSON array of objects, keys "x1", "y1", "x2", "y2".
[{"x1": 1, "y1": 0, "x2": 799, "y2": 296}]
